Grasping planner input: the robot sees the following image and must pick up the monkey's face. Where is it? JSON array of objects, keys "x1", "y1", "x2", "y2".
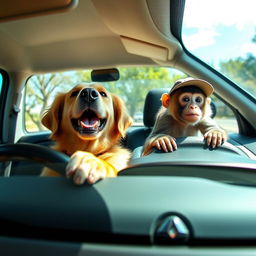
[{"x1": 178, "y1": 92, "x2": 205, "y2": 124}]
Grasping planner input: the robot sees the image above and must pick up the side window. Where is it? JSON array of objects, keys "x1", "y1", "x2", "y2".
[
  {"x1": 0, "y1": 72, "x2": 5, "y2": 143},
  {"x1": 211, "y1": 96, "x2": 238, "y2": 133},
  {"x1": 0, "y1": 73, "x2": 2, "y2": 93},
  {"x1": 182, "y1": 1, "x2": 256, "y2": 98}
]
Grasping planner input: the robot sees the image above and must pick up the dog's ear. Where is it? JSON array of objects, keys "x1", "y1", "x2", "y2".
[
  {"x1": 111, "y1": 94, "x2": 133, "y2": 137},
  {"x1": 41, "y1": 93, "x2": 66, "y2": 137}
]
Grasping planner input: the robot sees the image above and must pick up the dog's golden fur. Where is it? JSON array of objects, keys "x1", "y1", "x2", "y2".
[{"x1": 41, "y1": 83, "x2": 132, "y2": 184}]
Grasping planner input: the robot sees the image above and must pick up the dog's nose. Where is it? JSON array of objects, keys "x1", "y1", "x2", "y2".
[{"x1": 80, "y1": 88, "x2": 99, "y2": 102}]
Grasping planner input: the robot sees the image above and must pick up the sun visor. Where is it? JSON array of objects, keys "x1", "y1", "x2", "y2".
[
  {"x1": 0, "y1": 0, "x2": 78, "y2": 22},
  {"x1": 121, "y1": 36, "x2": 168, "y2": 61}
]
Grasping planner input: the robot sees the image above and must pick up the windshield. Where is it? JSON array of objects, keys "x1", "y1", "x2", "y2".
[
  {"x1": 24, "y1": 67, "x2": 186, "y2": 131},
  {"x1": 182, "y1": 0, "x2": 256, "y2": 97},
  {"x1": 24, "y1": 67, "x2": 238, "y2": 133}
]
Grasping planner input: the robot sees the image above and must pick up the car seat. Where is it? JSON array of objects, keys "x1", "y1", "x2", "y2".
[{"x1": 125, "y1": 88, "x2": 169, "y2": 151}]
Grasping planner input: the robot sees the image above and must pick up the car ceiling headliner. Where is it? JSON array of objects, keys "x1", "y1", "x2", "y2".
[{"x1": 0, "y1": 0, "x2": 181, "y2": 73}]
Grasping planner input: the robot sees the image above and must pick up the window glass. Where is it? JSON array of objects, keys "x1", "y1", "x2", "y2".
[
  {"x1": 211, "y1": 95, "x2": 237, "y2": 133},
  {"x1": 0, "y1": 73, "x2": 2, "y2": 92},
  {"x1": 24, "y1": 67, "x2": 237, "y2": 133},
  {"x1": 182, "y1": 0, "x2": 256, "y2": 97}
]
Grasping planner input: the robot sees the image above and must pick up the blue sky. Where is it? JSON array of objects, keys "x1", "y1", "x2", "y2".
[{"x1": 182, "y1": 0, "x2": 256, "y2": 66}]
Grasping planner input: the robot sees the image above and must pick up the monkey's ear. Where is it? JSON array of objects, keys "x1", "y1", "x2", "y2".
[
  {"x1": 206, "y1": 97, "x2": 211, "y2": 104},
  {"x1": 161, "y1": 93, "x2": 170, "y2": 108}
]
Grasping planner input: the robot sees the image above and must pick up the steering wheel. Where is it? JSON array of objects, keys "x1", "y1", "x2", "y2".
[
  {"x1": 0, "y1": 143, "x2": 70, "y2": 176},
  {"x1": 122, "y1": 137, "x2": 256, "y2": 179},
  {"x1": 132, "y1": 136, "x2": 248, "y2": 159}
]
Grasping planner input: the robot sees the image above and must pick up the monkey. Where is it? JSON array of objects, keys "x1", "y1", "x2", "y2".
[{"x1": 142, "y1": 77, "x2": 227, "y2": 156}]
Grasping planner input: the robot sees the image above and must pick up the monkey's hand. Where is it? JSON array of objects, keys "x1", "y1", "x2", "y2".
[
  {"x1": 204, "y1": 129, "x2": 227, "y2": 148},
  {"x1": 66, "y1": 151, "x2": 117, "y2": 185},
  {"x1": 142, "y1": 135, "x2": 177, "y2": 156}
]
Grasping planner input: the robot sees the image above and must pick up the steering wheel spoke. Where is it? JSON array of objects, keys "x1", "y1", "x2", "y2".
[{"x1": 0, "y1": 143, "x2": 69, "y2": 176}]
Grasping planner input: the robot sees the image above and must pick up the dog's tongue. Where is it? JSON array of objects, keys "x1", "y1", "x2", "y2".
[{"x1": 80, "y1": 117, "x2": 100, "y2": 128}]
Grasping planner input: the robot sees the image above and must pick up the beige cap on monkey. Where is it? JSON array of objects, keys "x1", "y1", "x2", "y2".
[{"x1": 169, "y1": 77, "x2": 214, "y2": 97}]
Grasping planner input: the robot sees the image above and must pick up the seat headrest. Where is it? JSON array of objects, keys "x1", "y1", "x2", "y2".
[
  {"x1": 143, "y1": 88, "x2": 168, "y2": 127},
  {"x1": 143, "y1": 88, "x2": 217, "y2": 128}
]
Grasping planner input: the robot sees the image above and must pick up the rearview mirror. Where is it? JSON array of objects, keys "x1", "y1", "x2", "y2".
[{"x1": 91, "y1": 68, "x2": 120, "y2": 82}]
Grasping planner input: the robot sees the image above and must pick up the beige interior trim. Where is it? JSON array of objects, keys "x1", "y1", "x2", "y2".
[
  {"x1": 0, "y1": 0, "x2": 181, "y2": 72},
  {"x1": 92, "y1": 0, "x2": 180, "y2": 60},
  {"x1": 121, "y1": 36, "x2": 168, "y2": 61}
]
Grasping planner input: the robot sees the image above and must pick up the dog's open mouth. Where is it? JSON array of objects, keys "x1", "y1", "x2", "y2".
[{"x1": 71, "y1": 109, "x2": 107, "y2": 135}]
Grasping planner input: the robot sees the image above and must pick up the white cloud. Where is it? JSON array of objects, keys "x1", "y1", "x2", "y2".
[
  {"x1": 182, "y1": 0, "x2": 256, "y2": 60},
  {"x1": 184, "y1": 0, "x2": 256, "y2": 30},
  {"x1": 183, "y1": 28, "x2": 219, "y2": 50}
]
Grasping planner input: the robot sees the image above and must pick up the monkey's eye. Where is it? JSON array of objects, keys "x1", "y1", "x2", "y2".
[
  {"x1": 195, "y1": 96, "x2": 203, "y2": 103},
  {"x1": 194, "y1": 95, "x2": 205, "y2": 106},
  {"x1": 182, "y1": 96, "x2": 190, "y2": 103},
  {"x1": 100, "y1": 91, "x2": 107, "y2": 97},
  {"x1": 179, "y1": 93, "x2": 192, "y2": 106}
]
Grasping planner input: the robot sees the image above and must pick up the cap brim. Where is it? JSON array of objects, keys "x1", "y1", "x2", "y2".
[{"x1": 170, "y1": 79, "x2": 214, "y2": 96}]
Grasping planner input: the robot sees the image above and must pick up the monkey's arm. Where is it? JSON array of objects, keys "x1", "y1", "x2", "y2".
[
  {"x1": 142, "y1": 109, "x2": 178, "y2": 156},
  {"x1": 198, "y1": 117, "x2": 228, "y2": 148}
]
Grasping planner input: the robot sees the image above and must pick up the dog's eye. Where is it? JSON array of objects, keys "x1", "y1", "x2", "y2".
[
  {"x1": 100, "y1": 91, "x2": 107, "y2": 97},
  {"x1": 70, "y1": 91, "x2": 79, "y2": 97}
]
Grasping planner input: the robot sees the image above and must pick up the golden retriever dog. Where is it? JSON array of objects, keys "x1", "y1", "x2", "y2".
[{"x1": 41, "y1": 83, "x2": 132, "y2": 185}]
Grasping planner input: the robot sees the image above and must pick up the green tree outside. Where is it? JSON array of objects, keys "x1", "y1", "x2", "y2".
[
  {"x1": 220, "y1": 34, "x2": 256, "y2": 96},
  {"x1": 25, "y1": 67, "x2": 185, "y2": 131}
]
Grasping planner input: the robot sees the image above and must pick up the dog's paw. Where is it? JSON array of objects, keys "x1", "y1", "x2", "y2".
[{"x1": 66, "y1": 151, "x2": 116, "y2": 185}]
